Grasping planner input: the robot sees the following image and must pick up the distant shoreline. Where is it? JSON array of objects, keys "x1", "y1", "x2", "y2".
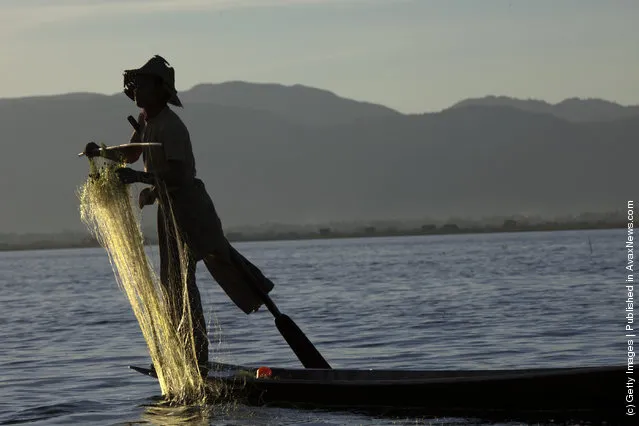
[{"x1": 0, "y1": 221, "x2": 624, "y2": 253}]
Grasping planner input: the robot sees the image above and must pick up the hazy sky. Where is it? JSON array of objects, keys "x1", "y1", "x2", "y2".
[{"x1": 1, "y1": 0, "x2": 637, "y2": 113}]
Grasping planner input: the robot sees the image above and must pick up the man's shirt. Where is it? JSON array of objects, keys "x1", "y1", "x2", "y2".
[{"x1": 130, "y1": 106, "x2": 196, "y2": 183}]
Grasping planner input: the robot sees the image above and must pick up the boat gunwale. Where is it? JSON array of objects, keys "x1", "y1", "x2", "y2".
[{"x1": 211, "y1": 364, "x2": 624, "y2": 386}]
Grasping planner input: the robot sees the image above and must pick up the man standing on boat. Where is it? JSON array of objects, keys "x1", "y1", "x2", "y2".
[{"x1": 83, "y1": 55, "x2": 274, "y2": 374}]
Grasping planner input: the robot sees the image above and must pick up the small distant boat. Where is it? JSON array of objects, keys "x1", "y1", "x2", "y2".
[{"x1": 131, "y1": 362, "x2": 626, "y2": 423}]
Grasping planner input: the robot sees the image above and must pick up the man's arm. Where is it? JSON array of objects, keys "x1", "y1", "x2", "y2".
[
  {"x1": 83, "y1": 114, "x2": 145, "y2": 163},
  {"x1": 132, "y1": 160, "x2": 188, "y2": 186},
  {"x1": 117, "y1": 160, "x2": 189, "y2": 186}
]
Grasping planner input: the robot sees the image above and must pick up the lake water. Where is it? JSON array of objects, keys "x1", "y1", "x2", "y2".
[{"x1": 0, "y1": 230, "x2": 623, "y2": 425}]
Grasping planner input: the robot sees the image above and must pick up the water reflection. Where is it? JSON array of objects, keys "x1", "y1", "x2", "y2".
[{"x1": 126, "y1": 397, "x2": 258, "y2": 425}]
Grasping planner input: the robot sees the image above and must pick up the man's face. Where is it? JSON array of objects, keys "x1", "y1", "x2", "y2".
[{"x1": 134, "y1": 74, "x2": 164, "y2": 108}]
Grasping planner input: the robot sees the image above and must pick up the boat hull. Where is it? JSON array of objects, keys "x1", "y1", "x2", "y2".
[{"x1": 132, "y1": 363, "x2": 627, "y2": 423}]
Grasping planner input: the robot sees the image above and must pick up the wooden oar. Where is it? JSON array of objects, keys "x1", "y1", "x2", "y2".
[{"x1": 229, "y1": 246, "x2": 331, "y2": 369}]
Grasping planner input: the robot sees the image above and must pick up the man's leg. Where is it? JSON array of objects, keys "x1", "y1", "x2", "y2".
[
  {"x1": 184, "y1": 252, "x2": 209, "y2": 370},
  {"x1": 202, "y1": 244, "x2": 274, "y2": 315},
  {"x1": 158, "y1": 206, "x2": 209, "y2": 372},
  {"x1": 158, "y1": 207, "x2": 182, "y2": 323}
]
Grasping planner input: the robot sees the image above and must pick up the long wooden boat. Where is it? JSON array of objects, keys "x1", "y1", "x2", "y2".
[{"x1": 131, "y1": 362, "x2": 627, "y2": 423}]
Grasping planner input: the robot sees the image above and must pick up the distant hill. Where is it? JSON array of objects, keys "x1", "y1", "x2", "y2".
[
  {"x1": 0, "y1": 84, "x2": 635, "y2": 234},
  {"x1": 449, "y1": 95, "x2": 639, "y2": 122},
  {"x1": 179, "y1": 81, "x2": 401, "y2": 125}
]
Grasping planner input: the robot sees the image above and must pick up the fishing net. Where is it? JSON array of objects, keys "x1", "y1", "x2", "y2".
[{"x1": 77, "y1": 157, "x2": 208, "y2": 404}]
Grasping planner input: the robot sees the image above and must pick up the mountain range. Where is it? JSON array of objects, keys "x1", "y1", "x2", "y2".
[
  {"x1": 0, "y1": 82, "x2": 636, "y2": 234},
  {"x1": 450, "y1": 95, "x2": 639, "y2": 122}
]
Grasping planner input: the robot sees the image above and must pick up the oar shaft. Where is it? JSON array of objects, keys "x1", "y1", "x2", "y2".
[{"x1": 259, "y1": 290, "x2": 282, "y2": 317}]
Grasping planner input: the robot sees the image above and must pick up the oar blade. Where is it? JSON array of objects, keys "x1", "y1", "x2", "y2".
[{"x1": 275, "y1": 314, "x2": 331, "y2": 369}]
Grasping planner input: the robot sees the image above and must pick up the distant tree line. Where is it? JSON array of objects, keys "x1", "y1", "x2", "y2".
[{"x1": 0, "y1": 212, "x2": 627, "y2": 251}]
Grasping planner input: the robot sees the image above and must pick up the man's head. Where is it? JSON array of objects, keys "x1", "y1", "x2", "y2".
[
  {"x1": 131, "y1": 73, "x2": 168, "y2": 109},
  {"x1": 123, "y1": 55, "x2": 182, "y2": 109}
]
